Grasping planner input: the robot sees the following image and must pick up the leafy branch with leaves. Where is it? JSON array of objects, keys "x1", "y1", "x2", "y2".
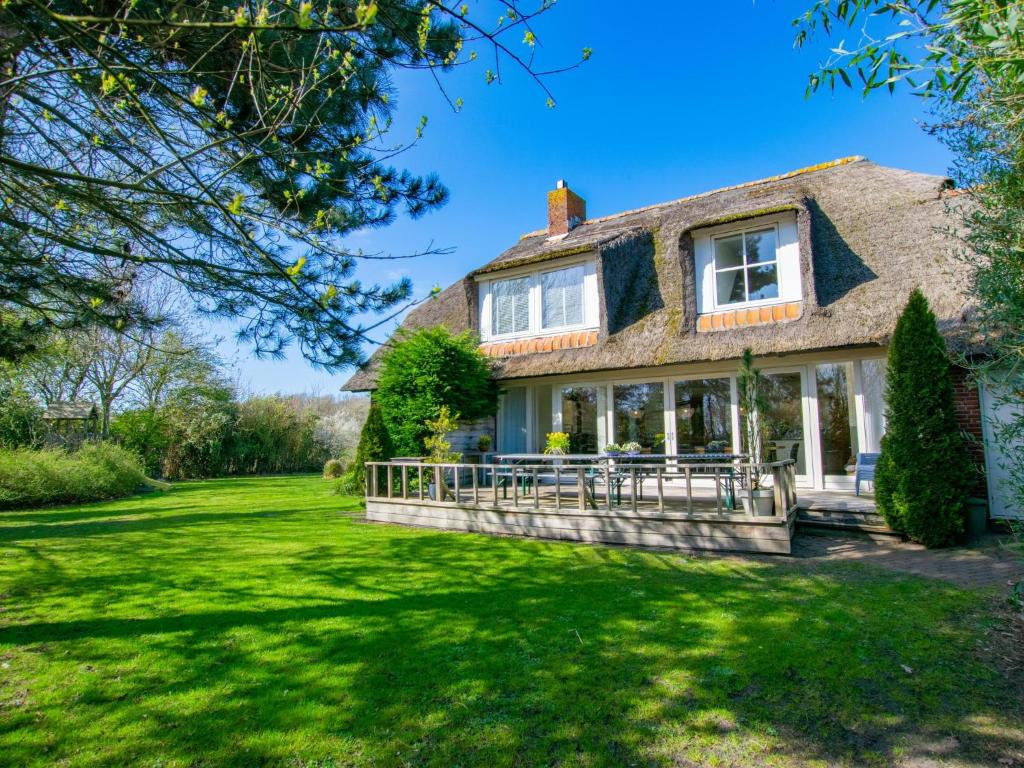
[{"x1": 0, "y1": 1, "x2": 587, "y2": 366}]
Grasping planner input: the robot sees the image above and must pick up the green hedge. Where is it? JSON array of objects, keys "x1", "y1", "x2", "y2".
[{"x1": 0, "y1": 443, "x2": 148, "y2": 510}]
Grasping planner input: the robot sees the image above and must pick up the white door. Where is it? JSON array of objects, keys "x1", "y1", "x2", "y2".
[{"x1": 980, "y1": 378, "x2": 1023, "y2": 520}]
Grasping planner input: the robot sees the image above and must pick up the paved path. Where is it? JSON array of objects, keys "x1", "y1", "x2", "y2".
[{"x1": 790, "y1": 532, "x2": 1023, "y2": 590}]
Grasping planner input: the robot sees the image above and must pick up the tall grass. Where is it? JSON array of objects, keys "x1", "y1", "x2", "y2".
[{"x1": 0, "y1": 443, "x2": 148, "y2": 509}]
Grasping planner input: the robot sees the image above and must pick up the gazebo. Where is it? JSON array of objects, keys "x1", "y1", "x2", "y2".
[{"x1": 42, "y1": 401, "x2": 99, "y2": 446}]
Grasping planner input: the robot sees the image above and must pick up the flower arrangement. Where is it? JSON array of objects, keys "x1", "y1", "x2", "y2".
[
  {"x1": 543, "y1": 431, "x2": 571, "y2": 455},
  {"x1": 621, "y1": 441, "x2": 643, "y2": 455}
]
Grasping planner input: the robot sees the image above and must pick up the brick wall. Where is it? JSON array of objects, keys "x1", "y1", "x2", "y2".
[{"x1": 950, "y1": 365, "x2": 988, "y2": 498}]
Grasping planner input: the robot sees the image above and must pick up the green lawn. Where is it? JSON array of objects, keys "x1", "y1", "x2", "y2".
[{"x1": 0, "y1": 476, "x2": 1020, "y2": 767}]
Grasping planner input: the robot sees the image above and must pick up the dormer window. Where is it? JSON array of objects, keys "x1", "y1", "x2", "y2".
[
  {"x1": 479, "y1": 260, "x2": 598, "y2": 342},
  {"x1": 714, "y1": 227, "x2": 780, "y2": 306},
  {"x1": 693, "y1": 211, "x2": 801, "y2": 316}
]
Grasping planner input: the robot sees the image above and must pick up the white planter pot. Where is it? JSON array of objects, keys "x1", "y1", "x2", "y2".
[{"x1": 741, "y1": 488, "x2": 775, "y2": 516}]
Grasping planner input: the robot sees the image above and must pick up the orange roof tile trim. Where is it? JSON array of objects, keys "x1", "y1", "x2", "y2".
[
  {"x1": 697, "y1": 302, "x2": 802, "y2": 332},
  {"x1": 480, "y1": 330, "x2": 599, "y2": 358}
]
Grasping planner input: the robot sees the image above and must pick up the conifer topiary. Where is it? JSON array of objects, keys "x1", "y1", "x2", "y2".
[
  {"x1": 875, "y1": 289, "x2": 974, "y2": 547},
  {"x1": 349, "y1": 400, "x2": 394, "y2": 495}
]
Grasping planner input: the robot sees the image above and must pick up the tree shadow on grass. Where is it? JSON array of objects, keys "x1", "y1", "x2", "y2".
[{"x1": 1, "y1": 523, "x2": 1021, "y2": 767}]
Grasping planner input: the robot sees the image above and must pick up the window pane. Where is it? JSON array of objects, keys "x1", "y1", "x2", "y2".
[
  {"x1": 744, "y1": 228, "x2": 777, "y2": 264},
  {"x1": 675, "y1": 378, "x2": 732, "y2": 452},
  {"x1": 746, "y1": 264, "x2": 779, "y2": 301},
  {"x1": 715, "y1": 234, "x2": 744, "y2": 269},
  {"x1": 745, "y1": 372, "x2": 806, "y2": 474},
  {"x1": 816, "y1": 363, "x2": 858, "y2": 476},
  {"x1": 542, "y1": 267, "x2": 584, "y2": 329},
  {"x1": 613, "y1": 383, "x2": 664, "y2": 451},
  {"x1": 860, "y1": 359, "x2": 887, "y2": 452},
  {"x1": 716, "y1": 268, "x2": 746, "y2": 305},
  {"x1": 492, "y1": 277, "x2": 530, "y2": 335},
  {"x1": 561, "y1": 386, "x2": 599, "y2": 453}
]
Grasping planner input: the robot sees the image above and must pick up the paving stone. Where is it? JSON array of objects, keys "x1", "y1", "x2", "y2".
[{"x1": 788, "y1": 532, "x2": 1023, "y2": 590}]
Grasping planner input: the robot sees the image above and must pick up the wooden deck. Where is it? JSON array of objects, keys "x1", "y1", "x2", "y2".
[{"x1": 364, "y1": 461, "x2": 802, "y2": 554}]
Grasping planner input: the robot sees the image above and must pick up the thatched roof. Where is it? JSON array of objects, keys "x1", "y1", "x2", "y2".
[
  {"x1": 344, "y1": 157, "x2": 972, "y2": 391},
  {"x1": 43, "y1": 401, "x2": 98, "y2": 420}
]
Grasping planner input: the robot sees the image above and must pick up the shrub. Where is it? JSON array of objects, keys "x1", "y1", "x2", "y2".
[
  {"x1": 351, "y1": 400, "x2": 394, "y2": 494},
  {"x1": 231, "y1": 395, "x2": 326, "y2": 475},
  {"x1": 0, "y1": 380, "x2": 42, "y2": 448},
  {"x1": 159, "y1": 383, "x2": 238, "y2": 479},
  {"x1": 110, "y1": 409, "x2": 168, "y2": 476},
  {"x1": 375, "y1": 326, "x2": 497, "y2": 456},
  {"x1": 334, "y1": 472, "x2": 362, "y2": 496},
  {"x1": 875, "y1": 289, "x2": 974, "y2": 547},
  {"x1": 0, "y1": 443, "x2": 148, "y2": 509},
  {"x1": 424, "y1": 406, "x2": 462, "y2": 463},
  {"x1": 323, "y1": 458, "x2": 345, "y2": 479}
]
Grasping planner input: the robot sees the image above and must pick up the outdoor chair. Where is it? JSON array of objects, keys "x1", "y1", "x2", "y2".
[{"x1": 854, "y1": 452, "x2": 880, "y2": 496}]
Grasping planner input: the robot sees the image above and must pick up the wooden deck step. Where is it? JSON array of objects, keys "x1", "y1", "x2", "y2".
[{"x1": 796, "y1": 507, "x2": 901, "y2": 539}]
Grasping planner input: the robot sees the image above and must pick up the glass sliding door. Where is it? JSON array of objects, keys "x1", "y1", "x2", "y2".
[
  {"x1": 613, "y1": 383, "x2": 665, "y2": 451},
  {"x1": 498, "y1": 386, "x2": 528, "y2": 454},
  {"x1": 561, "y1": 386, "x2": 600, "y2": 453},
  {"x1": 755, "y1": 372, "x2": 808, "y2": 475},
  {"x1": 674, "y1": 378, "x2": 732, "y2": 453},
  {"x1": 859, "y1": 358, "x2": 887, "y2": 452},
  {"x1": 816, "y1": 363, "x2": 859, "y2": 479}
]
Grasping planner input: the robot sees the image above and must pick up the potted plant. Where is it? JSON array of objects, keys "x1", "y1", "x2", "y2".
[
  {"x1": 544, "y1": 432, "x2": 571, "y2": 455},
  {"x1": 424, "y1": 405, "x2": 462, "y2": 501},
  {"x1": 737, "y1": 349, "x2": 775, "y2": 516},
  {"x1": 604, "y1": 443, "x2": 622, "y2": 456},
  {"x1": 477, "y1": 434, "x2": 492, "y2": 453},
  {"x1": 621, "y1": 441, "x2": 643, "y2": 456}
]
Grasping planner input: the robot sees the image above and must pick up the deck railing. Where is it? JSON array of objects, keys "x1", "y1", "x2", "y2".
[{"x1": 364, "y1": 458, "x2": 798, "y2": 518}]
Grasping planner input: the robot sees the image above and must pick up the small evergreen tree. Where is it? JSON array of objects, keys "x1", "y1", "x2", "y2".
[
  {"x1": 875, "y1": 289, "x2": 974, "y2": 547},
  {"x1": 350, "y1": 400, "x2": 394, "y2": 494}
]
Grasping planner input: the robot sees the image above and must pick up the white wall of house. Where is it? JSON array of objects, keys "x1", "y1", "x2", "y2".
[{"x1": 494, "y1": 347, "x2": 888, "y2": 492}]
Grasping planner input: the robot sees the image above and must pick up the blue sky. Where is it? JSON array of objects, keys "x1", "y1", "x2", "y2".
[{"x1": 221, "y1": 0, "x2": 951, "y2": 395}]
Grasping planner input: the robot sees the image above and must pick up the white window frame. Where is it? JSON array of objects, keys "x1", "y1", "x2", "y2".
[
  {"x1": 479, "y1": 259, "x2": 598, "y2": 342},
  {"x1": 490, "y1": 274, "x2": 532, "y2": 337},
  {"x1": 540, "y1": 264, "x2": 586, "y2": 331},
  {"x1": 711, "y1": 223, "x2": 782, "y2": 310}
]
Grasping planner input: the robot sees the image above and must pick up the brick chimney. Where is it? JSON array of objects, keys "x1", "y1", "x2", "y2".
[{"x1": 547, "y1": 180, "x2": 586, "y2": 236}]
